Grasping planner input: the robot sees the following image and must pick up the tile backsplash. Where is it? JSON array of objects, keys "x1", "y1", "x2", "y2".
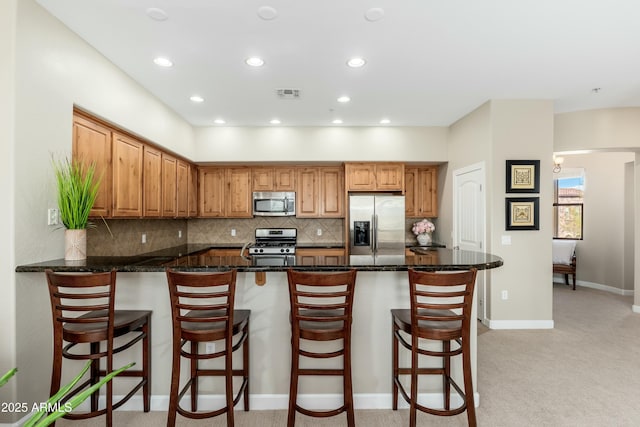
[{"x1": 87, "y1": 217, "x2": 438, "y2": 256}]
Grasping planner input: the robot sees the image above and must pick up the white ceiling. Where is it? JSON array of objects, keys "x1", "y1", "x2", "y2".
[{"x1": 37, "y1": 0, "x2": 640, "y2": 127}]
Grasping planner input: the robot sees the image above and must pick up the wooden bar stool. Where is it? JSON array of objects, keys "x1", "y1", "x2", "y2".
[
  {"x1": 45, "y1": 269, "x2": 152, "y2": 426},
  {"x1": 286, "y1": 269, "x2": 358, "y2": 427},
  {"x1": 391, "y1": 268, "x2": 478, "y2": 427},
  {"x1": 165, "y1": 268, "x2": 250, "y2": 427}
]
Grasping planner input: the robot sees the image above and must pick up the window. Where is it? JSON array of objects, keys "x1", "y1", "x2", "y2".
[{"x1": 553, "y1": 168, "x2": 584, "y2": 239}]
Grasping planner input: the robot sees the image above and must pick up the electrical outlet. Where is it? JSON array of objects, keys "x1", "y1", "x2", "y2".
[
  {"x1": 317, "y1": 228, "x2": 322, "y2": 236},
  {"x1": 205, "y1": 342, "x2": 215, "y2": 353},
  {"x1": 501, "y1": 290, "x2": 508, "y2": 300},
  {"x1": 178, "y1": 230, "x2": 182, "y2": 238},
  {"x1": 141, "y1": 233, "x2": 147, "y2": 244},
  {"x1": 47, "y1": 208, "x2": 59, "y2": 226},
  {"x1": 231, "y1": 229, "x2": 236, "y2": 237}
]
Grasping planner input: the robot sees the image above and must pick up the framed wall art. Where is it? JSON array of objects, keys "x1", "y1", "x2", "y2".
[
  {"x1": 506, "y1": 160, "x2": 540, "y2": 193},
  {"x1": 505, "y1": 197, "x2": 539, "y2": 231}
]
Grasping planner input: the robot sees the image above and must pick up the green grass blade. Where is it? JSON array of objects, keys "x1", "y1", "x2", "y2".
[{"x1": 0, "y1": 368, "x2": 17, "y2": 387}]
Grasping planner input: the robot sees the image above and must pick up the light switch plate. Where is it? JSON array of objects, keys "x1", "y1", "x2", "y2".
[
  {"x1": 501, "y1": 235, "x2": 511, "y2": 245},
  {"x1": 47, "y1": 208, "x2": 59, "y2": 226}
]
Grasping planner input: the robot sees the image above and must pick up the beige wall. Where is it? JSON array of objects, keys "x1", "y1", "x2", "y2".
[
  {"x1": 194, "y1": 126, "x2": 449, "y2": 162},
  {"x1": 555, "y1": 108, "x2": 640, "y2": 152},
  {"x1": 0, "y1": 0, "x2": 17, "y2": 417},
  {"x1": 559, "y1": 152, "x2": 634, "y2": 291}
]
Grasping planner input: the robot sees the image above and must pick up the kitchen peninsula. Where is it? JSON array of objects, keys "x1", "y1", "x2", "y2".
[{"x1": 16, "y1": 248, "x2": 502, "y2": 412}]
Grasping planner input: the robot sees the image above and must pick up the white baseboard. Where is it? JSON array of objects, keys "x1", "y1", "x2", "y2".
[
  {"x1": 554, "y1": 278, "x2": 634, "y2": 296},
  {"x1": 488, "y1": 319, "x2": 554, "y2": 330}
]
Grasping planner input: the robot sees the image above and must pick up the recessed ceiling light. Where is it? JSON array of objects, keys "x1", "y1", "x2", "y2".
[
  {"x1": 153, "y1": 57, "x2": 173, "y2": 67},
  {"x1": 347, "y1": 57, "x2": 366, "y2": 68},
  {"x1": 332, "y1": 119, "x2": 343, "y2": 124},
  {"x1": 257, "y1": 6, "x2": 278, "y2": 20},
  {"x1": 270, "y1": 119, "x2": 281, "y2": 125},
  {"x1": 146, "y1": 7, "x2": 168, "y2": 21},
  {"x1": 592, "y1": 88, "x2": 601, "y2": 93},
  {"x1": 189, "y1": 95, "x2": 204, "y2": 103},
  {"x1": 337, "y1": 96, "x2": 351, "y2": 103},
  {"x1": 213, "y1": 119, "x2": 226, "y2": 125},
  {"x1": 380, "y1": 118, "x2": 391, "y2": 124},
  {"x1": 245, "y1": 57, "x2": 265, "y2": 67},
  {"x1": 364, "y1": 7, "x2": 385, "y2": 22}
]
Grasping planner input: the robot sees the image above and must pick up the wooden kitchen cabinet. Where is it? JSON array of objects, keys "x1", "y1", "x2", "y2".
[
  {"x1": 405, "y1": 166, "x2": 438, "y2": 218},
  {"x1": 161, "y1": 154, "x2": 177, "y2": 217},
  {"x1": 176, "y1": 159, "x2": 189, "y2": 217},
  {"x1": 72, "y1": 114, "x2": 112, "y2": 217},
  {"x1": 296, "y1": 167, "x2": 344, "y2": 218},
  {"x1": 319, "y1": 167, "x2": 344, "y2": 217},
  {"x1": 143, "y1": 145, "x2": 162, "y2": 217},
  {"x1": 198, "y1": 167, "x2": 252, "y2": 218},
  {"x1": 188, "y1": 164, "x2": 198, "y2": 217},
  {"x1": 345, "y1": 162, "x2": 404, "y2": 191},
  {"x1": 296, "y1": 248, "x2": 346, "y2": 265},
  {"x1": 112, "y1": 132, "x2": 144, "y2": 217},
  {"x1": 252, "y1": 167, "x2": 296, "y2": 191}
]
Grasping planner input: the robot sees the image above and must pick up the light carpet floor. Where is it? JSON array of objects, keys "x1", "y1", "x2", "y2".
[{"x1": 58, "y1": 283, "x2": 640, "y2": 426}]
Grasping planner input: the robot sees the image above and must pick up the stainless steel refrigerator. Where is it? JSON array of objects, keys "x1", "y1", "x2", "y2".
[{"x1": 349, "y1": 194, "x2": 406, "y2": 265}]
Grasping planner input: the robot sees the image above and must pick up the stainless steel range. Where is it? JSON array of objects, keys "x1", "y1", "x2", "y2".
[{"x1": 248, "y1": 228, "x2": 297, "y2": 266}]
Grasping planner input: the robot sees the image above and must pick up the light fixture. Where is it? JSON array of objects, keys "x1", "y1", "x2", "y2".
[
  {"x1": 213, "y1": 119, "x2": 226, "y2": 125},
  {"x1": 553, "y1": 156, "x2": 564, "y2": 173},
  {"x1": 153, "y1": 57, "x2": 173, "y2": 67},
  {"x1": 380, "y1": 118, "x2": 390, "y2": 124},
  {"x1": 189, "y1": 95, "x2": 204, "y2": 103},
  {"x1": 245, "y1": 57, "x2": 264, "y2": 67},
  {"x1": 270, "y1": 119, "x2": 281, "y2": 125},
  {"x1": 332, "y1": 119, "x2": 343, "y2": 124},
  {"x1": 347, "y1": 57, "x2": 366, "y2": 68},
  {"x1": 337, "y1": 96, "x2": 351, "y2": 103}
]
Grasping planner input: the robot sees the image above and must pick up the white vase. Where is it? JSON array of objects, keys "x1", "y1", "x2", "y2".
[
  {"x1": 65, "y1": 229, "x2": 87, "y2": 261},
  {"x1": 416, "y1": 233, "x2": 432, "y2": 246}
]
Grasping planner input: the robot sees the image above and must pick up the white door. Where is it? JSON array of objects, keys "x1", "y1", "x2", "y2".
[{"x1": 453, "y1": 162, "x2": 487, "y2": 323}]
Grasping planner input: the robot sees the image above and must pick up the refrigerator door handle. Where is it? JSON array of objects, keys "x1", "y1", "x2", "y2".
[{"x1": 373, "y1": 214, "x2": 378, "y2": 253}]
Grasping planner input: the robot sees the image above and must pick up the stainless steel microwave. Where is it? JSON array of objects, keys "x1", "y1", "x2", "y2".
[{"x1": 252, "y1": 192, "x2": 296, "y2": 216}]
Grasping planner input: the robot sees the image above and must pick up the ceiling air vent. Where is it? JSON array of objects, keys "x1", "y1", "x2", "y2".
[{"x1": 276, "y1": 88, "x2": 301, "y2": 99}]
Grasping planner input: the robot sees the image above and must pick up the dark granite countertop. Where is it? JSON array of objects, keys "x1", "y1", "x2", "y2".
[{"x1": 15, "y1": 246, "x2": 503, "y2": 273}]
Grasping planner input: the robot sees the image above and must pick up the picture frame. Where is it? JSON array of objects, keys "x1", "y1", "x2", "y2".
[
  {"x1": 506, "y1": 160, "x2": 540, "y2": 193},
  {"x1": 505, "y1": 197, "x2": 539, "y2": 231}
]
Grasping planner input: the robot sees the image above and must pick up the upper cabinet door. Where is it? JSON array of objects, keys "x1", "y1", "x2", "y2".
[
  {"x1": 72, "y1": 115, "x2": 112, "y2": 217},
  {"x1": 188, "y1": 164, "x2": 198, "y2": 217},
  {"x1": 225, "y1": 168, "x2": 252, "y2": 217},
  {"x1": 296, "y1": 168, "x2": 320, "y2": 217},
  {"x1": 345, "y1": 163, "x2": 375, "y2": 191},
  {"x1": 143, "y1": 145, "x2": 162, "y2": 217},
  {"x1": 176, "y1": 160, "x2": 189, "y2": 217},
  {"x1": 162, "y1": 154, "x2": 177, "y2": 217},
  {"x1": 199, "y1": 167, "x2": 225, "y2": 217},
  {"x1": 405, "y1": 166, "x2": 438, "y2": 218},
  {"x1": 375, "y1": 163, "x2": 404, "y2": 191},
  {"x1": 273, "y1": 167, "x2": 296, "y2": 191},
  {"x1": 252, "y1": 168, "x2": 273, "y2": 192},
  {"x1": 112, "y1": 132, "x2": 143, "y2": 217},
  {"x1": 319, "y1": 167, "x2": 344, "y2": 217}
]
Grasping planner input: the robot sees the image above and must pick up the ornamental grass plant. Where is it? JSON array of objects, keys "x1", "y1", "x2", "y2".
[{"x1": 52, "y1": 157, "x2": 100, "y2": 229}]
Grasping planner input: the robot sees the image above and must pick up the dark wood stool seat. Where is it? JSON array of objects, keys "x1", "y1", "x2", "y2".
[
  {"x1": 391, "y1": 268, "x2": 478, "y2": 427},
  {"x1": 165, "y1": 269, "x2": 250, "y2": 427},
  {"x1": 46, "y1": 269, "x2": 152, "y2": 426},
  {"x1": 286, "y1": 269, "x2": 357, "y2": 427}
]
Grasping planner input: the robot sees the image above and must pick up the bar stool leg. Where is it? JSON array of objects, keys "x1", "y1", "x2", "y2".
[
  {"x1": 409, "y1": 337, "x2": 419, "y2": 427},
  {"x1": 243, "y1": 320, "x2": 250, "y2": 411},
  {"x1": 344, "y1": 335, "x2": 355, "y2": 427},
  {"x1": 191, "y1": 341, "x2": 198, "y2": 412},
  {"x1": 90, "y1": 342, "x2": 100, "y2": 412},
  {"x1": 391, "y1": 320, "x2": 399, "y2": 410},
  {"x1": 167, "y1": 338, "x2": 181, "y2": 427},
  {"x1": 443, "y1": 340, "x2": 451, "y2": 410},
  {"x1": 463, "y1": 339, "x2": 477, "y2": 427},
  {"x1": 287, "y1": 335, "x2": 300, "y2": 427},
  {"x1": 225, "y1": 340, "x2": 234, "y2": 427},
  {"x1": 143, "y1": 318, "x2": 151, "y2": 412}
]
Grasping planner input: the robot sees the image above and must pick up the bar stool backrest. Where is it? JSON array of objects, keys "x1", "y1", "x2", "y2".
[
  {"x1": 287, "y1": 269, "x2": 357, "y2": 331},
  {"x1": 166, "y1": 269, "x2": 237, "y2": 341},
  {"x1": 407, "y1": 268, "x2": 478, "y2": 337},
  {"x1": 45, "y1": 269, "x2": 117, "y2": 349}
]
